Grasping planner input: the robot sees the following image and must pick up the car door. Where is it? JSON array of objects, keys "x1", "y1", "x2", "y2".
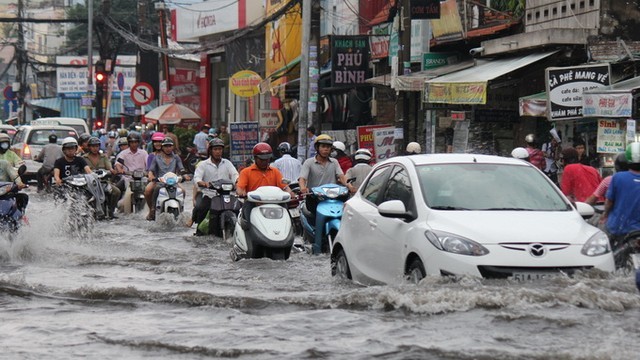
[
  {"x1": 345, "y1": 164, "x2": 393, "y2": 283},
  {"x1": 368, "y1": 165, "x2": 415, "y2": 282}
]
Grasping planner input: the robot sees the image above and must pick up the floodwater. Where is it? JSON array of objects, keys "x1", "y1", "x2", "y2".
[{"x1": 1, "y1": 184, "x2": 639, "y2": 359}]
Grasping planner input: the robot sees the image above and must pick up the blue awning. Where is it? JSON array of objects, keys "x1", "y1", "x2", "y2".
[
  {"x1": 28, "y1": 97, "x2": 62, "y2": 112},
  {"x1": 28, "y1": 97, "x2": 155, "y2": 118}
]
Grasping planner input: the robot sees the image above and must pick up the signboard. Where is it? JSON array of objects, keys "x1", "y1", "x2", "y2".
[
  {"x1": 56, "y1": 56, "x2": 137, "y2": 98},
  {"x1": 546, "y1": 64, "x2": 610, "y2": 120},
  {"x1": 230, "y1": 122, "x2": 259, "y2": 167},
  {"x1": 411, "y1": 0, "x2": 441, "y2": 19},
  {"x1": 3, "y1": 86, "x2": 15, "y2": 100},
  {"x1": 370, "y1": 23, "x2": 390, "y2": 59},
  {"x1": 422, "y1": 53, "x2": 457, "y2": 71},
  {"x1": 597, "y1": 119, "x2": 625, "y2": 153},
  {"x1": 170, "y1": 0, "x2": 241, "y2": 41},
  {"x1": 258, "y1": 109, "x2": 279, "y2": 130},
  {"x1": 452, "y1": 119, "x2": 470, "y2": 153},
  {"x1": 229, "y1": 70, "x2": 262, "y2": 97},
  {"x1": 628, "y1": 119, "x2": 637, "y2": 142},
  {"x1": 331, "y1": 36, "x2": 370, "y2": 88},
  {"x1": 131, "y1": 82, "x2": 155, "y2": 106},
  {"x1": 357, "y1": 124, "x2": 390, "y2": 162},
  {"x1": 583, "y1": 92, "x2": 632, "y2": 118},
  {"x1": 373, "y1": 127, "x2": 397, "y2": 162}
]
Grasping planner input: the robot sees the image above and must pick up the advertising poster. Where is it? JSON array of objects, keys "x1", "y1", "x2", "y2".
[
  {"x1": 596, "y1": 119, "x2": 625, "y2": 153},
  {"x1": 373, "y1": 127, "x2": 397, "y2": 163},
  {"x1": 230, "y1": 122, "x2": 259, "y2": 167},
  {"x1": 546, "y1": 64, "x2": 610, "y2": 121},
  {"x1": 357, "y1": 124, "x2": 390, "y2": 161}
]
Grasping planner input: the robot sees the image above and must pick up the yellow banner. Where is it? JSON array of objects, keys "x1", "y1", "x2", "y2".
[
  {"x1": 265, "y1": 0, "x2": 302, "y2": 93},
  {"x1": 427, "y1": 82, "x2": 487, "y2": 104},
  {"x1": 230, "y1": 70, "x2": 262, "y2": 98}
]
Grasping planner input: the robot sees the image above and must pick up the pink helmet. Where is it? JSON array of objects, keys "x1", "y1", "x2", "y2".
[{"x1": 151, "y1": 132, "x2": 165, "y2": 141}]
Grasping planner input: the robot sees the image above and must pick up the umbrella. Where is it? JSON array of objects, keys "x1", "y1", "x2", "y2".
[{"x1": 144, "y1": 103, "x2": 200, "y2": 125}]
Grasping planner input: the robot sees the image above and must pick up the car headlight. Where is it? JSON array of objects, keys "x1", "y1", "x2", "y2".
[
  {"x1": 424, "y1": 230, "x2": 489, "y2": 256},
  {"x1": 581, "y1": 231, "x2": 611, "y2": 256},
  {"x1": 260, "y1": 207, "x2": 284, "y2": 219}
]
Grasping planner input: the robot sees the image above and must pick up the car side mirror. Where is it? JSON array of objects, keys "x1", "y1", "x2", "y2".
[
  {"x1": 378, "y1": 200, "x2": 414, "y2": 221},
  {"x1": 575, "y1": 201, "x2": 595, "y2": 220}
]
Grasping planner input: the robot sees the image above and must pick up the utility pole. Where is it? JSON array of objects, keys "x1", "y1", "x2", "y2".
[
  {"x1": 298, "y1": 0, "x2": 320, "y2": 160},
  {"x1": 15, "y1": 0, "x2": 26, "y2": 124},
  {"x1": 155, "y1": 1, "x2": 170, "y2": 95},
  {"x1": 86, "y1": 0, "x2": 94, "y2": 127},
  {"x1": 395, "y1": 0, "x2": 411, "y2": 153}
]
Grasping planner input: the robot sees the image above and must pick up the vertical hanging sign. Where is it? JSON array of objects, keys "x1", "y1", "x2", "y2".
[{"x1": 331, "y1": 36, "x2": 370, "y2": 88}]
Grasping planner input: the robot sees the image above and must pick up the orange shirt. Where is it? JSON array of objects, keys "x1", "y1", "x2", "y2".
[{"x1": 237, "y1": 164, "x2": 286, "y2": 192}]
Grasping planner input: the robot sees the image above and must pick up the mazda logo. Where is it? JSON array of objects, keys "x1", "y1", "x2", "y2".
[{"x1": 528, "y1": 243, "x2": 547, "y2": 257}]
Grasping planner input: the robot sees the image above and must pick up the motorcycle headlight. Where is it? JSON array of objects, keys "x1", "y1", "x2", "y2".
[
  {"x1": 260, "y1": 207, "x2": 284, "y2": 219},
  {"x1": 166, "y1": 177, "x2": 177, "y2": 186},
  {"x1": 425, "y1": 230, "x2": 489, "y2": 256},
  {"x1": 320, "y1": 186, "x2": 348, "y2": 199},
  {"x1": 581, "y1": 231, "x2": 611, "y2": 256},
  {"x1": 69, "y1": 177, "x2": 87, "y2": 186},
  {"x1": 221, "y1": 183, "x2": 234, "y2": 192}
]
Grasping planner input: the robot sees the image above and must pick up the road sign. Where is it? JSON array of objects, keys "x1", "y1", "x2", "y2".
[
  {"x1": 117, "y1": 72, "x2": 125, "y2": 91},
  {"x1": 3, "y1": 86, "x2": 15, "y2": 100},
  {"x1": 131, "y1": 82, "x2": 154, "y2": 106}
]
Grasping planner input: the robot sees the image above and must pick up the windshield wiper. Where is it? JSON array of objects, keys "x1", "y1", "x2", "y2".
[
  {"x1": 481, "y1": 207, "x2": 533, "y2": 211},
  {"x1": 430, "y1": 206, "x2": 470, "y2": 210}
]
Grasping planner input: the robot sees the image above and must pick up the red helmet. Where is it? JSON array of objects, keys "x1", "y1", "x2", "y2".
[{"x1": 253, "y1": 142, "x2": 273, "y2": 160}]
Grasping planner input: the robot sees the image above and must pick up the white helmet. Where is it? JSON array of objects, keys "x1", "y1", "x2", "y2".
[
  {"x1": 406, "y1": 142, "x2": 421, "y2": 154},
  {"x1": 333, "y1": 141, "x2": 346, "y2": 153},
  {"x1": 511, "y1": 147, "x2": 529, "y2": 160},
  {"x1": 61, "y1": 137, "x2": 79, "y2": 149},
  {"x1": 354, "y1": 148, "x2": 372, "y2": 162}
]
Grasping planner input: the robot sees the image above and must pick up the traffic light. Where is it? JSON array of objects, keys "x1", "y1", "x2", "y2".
[
  {"x1": 94, "y1": 60, "x2": 106, "y2": 124},
  {"x1": 94, "y1": 120, "x2": 103, "y2": 130}
]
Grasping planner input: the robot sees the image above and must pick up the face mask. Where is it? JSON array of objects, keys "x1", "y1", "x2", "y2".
[{"x1": 0, "y1": 142, "x2": 9, "y2": 150}]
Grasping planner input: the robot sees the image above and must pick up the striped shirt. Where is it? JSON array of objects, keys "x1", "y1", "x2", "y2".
[{"x1": 273, "y1": 154, "x2": 302, "y2": 183}]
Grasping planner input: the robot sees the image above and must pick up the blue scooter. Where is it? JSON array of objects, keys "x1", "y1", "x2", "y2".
[{"x1": 299, "y1": 183, "x2": 349, "y2": 255}]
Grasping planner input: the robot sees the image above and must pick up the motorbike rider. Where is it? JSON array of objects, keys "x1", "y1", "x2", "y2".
[
  {"x1": 146, "y1": 132, "x2": 165, "y2": 170},
  {"x1": 114, "y1": 133, "x2": 148, "y2": 193},
  {"x1": 406, "y1": 142, "x2": 421, "y2": 155},
  {"x1": 299, "y1": 134, "x2": 347, "y2": 194},
  {"x1": 76, "y1": 133, "x2": 92, "y2": 156},
  {"x1": 236, "y1": 142, "x2": 293, "y2": 222},
  {"x1": 601, "y1": 142, "x2": 640, "y2": 245},
  {"x1": 83, "y1": 137, "x2": 121, "y2": 219},
  {"x1": 145, "y1": 137, "x2": 189, "y2": 220},
  {"x1": 331, "y1": 141, "x2": 353, "y2": 174},
  {"x1": 115, "y1": 136, "x2": 128, "y2": 156},
  {"x1": 35, "y1": 134, "x2": 63, "y2": 193},
  {"x1": 273, "y1": 142, "x2": 302, "y2": 183},
  {"x1": 189, "y1": 138, "x2": 239, "y2": 229},
  {"x1": 0, "y1": 133, "x2": 23, "y2": 167},
  {"x1": 0, "y1": 159, "x2": 28, "y2": 213},
  {"x1": 53, "y1": 137, "x2": 92, "y2": 186},
  {"x1": 345, "y1": 148, "x2": 373, "y2": 194},
  {"x1": 193, "y1": 124, "x2": 210, "y2": 157}
]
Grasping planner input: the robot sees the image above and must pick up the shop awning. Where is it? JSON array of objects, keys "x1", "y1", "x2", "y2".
[
  {"x1": 365, "y1": 73, "x2": 392, "y2": 87},
  {"x1": 28, "y1": 97, "x2": 62, "y2": 112},
  {"x1": 29, "y1": 97, "x2": 155, "y2": 118},
  {"x1": 364, "y1": 60, "x2": 476, "y2": 91},
  {"x1": 519, "y1": 92, "x2": 547, "y2": 117},
  {"x1": 582, "y1": 76, "x2": 640, "y2": 118},
  {"x1": 425, "y1": 51, "x2": 558, "y2": 104}
]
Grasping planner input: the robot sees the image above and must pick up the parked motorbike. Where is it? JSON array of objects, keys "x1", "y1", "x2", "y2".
[
  {"x1": 61, "y1": 170, "x2": 109, "y2": 221},
  {"x1": 0, "y1": 165, "x2": 27, "y2": 235},
  {"x1": 231, "y1": 186, "x2": 294, "y2": 261},
  {"x1": 116, "y1": 158, "x2": 147, "y2": 214},
  {"x1": 198, "y1": 179, "x2": 241, "y2": 241},
  {"x1": 183, "y1": 146, "x2": 207, "y2": 175},
  {"x1": 300, "y1": 183, "x2": 350, "y2": 255},
  {"x1": 154, "y1": 172, "x2": 185, "y2": 220}
]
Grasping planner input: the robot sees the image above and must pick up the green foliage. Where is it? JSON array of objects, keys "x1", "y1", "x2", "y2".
[
  {"x1": 491, "y1": 0, "x2": 525, "y2": 17},
  {"x1": 173, "y1": 127, "x2": 197, "y2": 155}
]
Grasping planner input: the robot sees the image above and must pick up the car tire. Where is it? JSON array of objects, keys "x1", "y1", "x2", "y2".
[
  {"x1": 407, "y1": 258, "x2": 426, "y2": 284},
  {"x1": 332, "y1": 248, "x2": 352, "y2": 280}
]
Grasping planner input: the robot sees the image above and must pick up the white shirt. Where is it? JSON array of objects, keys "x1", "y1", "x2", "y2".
[
  {"x1": 273, "y1": 154, "x2": 302, "y2": 182},
  {"x1": 193, "y1": 158, "x2": 239, "y2": 185},
  {"x1": 193, "y1": 132, "x2": 209, "y2": 154}
]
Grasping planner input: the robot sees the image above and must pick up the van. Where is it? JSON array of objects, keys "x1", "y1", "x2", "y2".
[{"x1": 31, "y1": 117, "x2": 90, "y2": 136}]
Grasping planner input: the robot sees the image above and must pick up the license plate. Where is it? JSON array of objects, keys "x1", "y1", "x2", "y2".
[
  {"x1": 289, "y1": 208, "x2": 300, "y2": 218},
  {"x1": 511, "y1": 272, "x2": 553, "y2": 281}
]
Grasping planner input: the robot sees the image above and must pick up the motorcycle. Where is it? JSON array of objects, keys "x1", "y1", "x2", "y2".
[
  {"x1": 155, "y1": 172, "x2": 185, "y2": 220},
  {"x1": 0, "y1": 165, "x2": 27, "y2": 235},
  {"x1": 231, "y1": 186, "x2": 294, "y2": 261},
  {"x1": 300, "y1": 183, "x2": 350, "y2": 255},
  {"x1": 116, "y1": 158, "x2": 147, "y2": 214},
  {"x1": 197, "y1": 179, "x2": 241, "y2": 241},
  {"x1": 61, "y1": 170, "x2": 109, "y2": 221},
  {"x1": 284, "y1": 181, "x2": 303, "y2": 237},
  {"x1": 182, "y1": 146, "x2": 207, "y2": 175}
]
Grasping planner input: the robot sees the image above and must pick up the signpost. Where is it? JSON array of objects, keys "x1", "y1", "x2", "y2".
[{"x1": 131, "y1": 82, "x2": 154, "y2": 123}]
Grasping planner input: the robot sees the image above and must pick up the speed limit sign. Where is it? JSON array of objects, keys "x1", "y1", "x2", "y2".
[{"x1": 131, "y1": 82, "x2": 154, "y2": 106}]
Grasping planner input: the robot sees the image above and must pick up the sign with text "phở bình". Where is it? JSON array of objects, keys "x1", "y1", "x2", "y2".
[
  {"x1": 331, "y1": 36, "x2": 369, "y2": 88},
  {"x1": 546, "y1": 64, "x2": 610, "y2": 121}
]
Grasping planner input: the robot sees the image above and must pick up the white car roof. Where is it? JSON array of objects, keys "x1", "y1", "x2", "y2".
[{"x1": 379, "y1": 153, "x2": 530, "y2": 167}]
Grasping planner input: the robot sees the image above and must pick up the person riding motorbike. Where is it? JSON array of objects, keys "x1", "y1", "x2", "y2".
[
  {"x1": 299, "y1": 134, "x2": 347, "y2": 194},
  {"x1": 0, "y1": 133, "x2": 23, "y2": 167},
  {"x1": 146, "y1": 132, "x2": 165, "y2": 170},
  {"x1": 273, "y1": 141, "x2": 302, "y2": 183},
  {"x1": 189, "y1": 138, "x2": 239, "y2": 229},
  {"x1": 345, "y1": 148, "x2": 373, "y2": 194},
  {"x1": 35, "y1": 134, "x2": 63, "y2": 193},
  {"x1": 114, "y1": 133, "x2": 148, "y2": 194},
  {"x1": 406, "y1": 142, "x2": 421, "y2": 155},
  {"x1": 83, "y1": 137, "x2": 121, "y2": 219},
  {"x1": 145, "y1": 138, "x2": 189, "y2": 220},
  {"x1": 76, "y1": 133, "x2": 92, "y2": 156},
  {"x1": 0, "y1": 159, "x2": 27, "y2": 213},
  {"x1": 53, "y1": 137, "x2": 92, "y2": 186},
  {"x1": 236, "y1": 142, "x2": 293, "y2": 222}
]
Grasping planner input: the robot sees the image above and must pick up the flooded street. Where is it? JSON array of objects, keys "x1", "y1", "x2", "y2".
[{"x1": 1, "y1": 184, "x2": 639, "y2": 359}]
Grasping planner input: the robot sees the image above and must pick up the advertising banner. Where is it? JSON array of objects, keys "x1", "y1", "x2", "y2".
[
  {"x1": 546, "y1": 64, "x2": 611, "y2": 120},
  {"x1": 373, "y1": 127, "x2": 397, "y2": 163},
  {"x1": 331, "y1": 36, "x2": 370, "y2": 87},
  {"x1": 229, "y1": 70, "x2": 262, "y2": 98},
  {"x1": 427, "y1": 82, "x2": 487, "y2": 104},
  {"x1": 230, "y1": 122, "x2": 259, "y2": 167},
  {"x1": 170, "y1": 68, "x2": 200, "y2": 115},
  {"x1": 356, "y1": 124, "x2": 390, "y2": 162},
  {"x1": 56, "y1": 56, "x2": 137, "y2": 98},
  {"x1": 596, "y1": 119, "x2": 625, "y2": 153},
  {"x1": 265, "y1": 0, "x2": 302, "y2": 89},
  {"x1": 583, "y1": 92, "x2": 632, "y2": 118}
]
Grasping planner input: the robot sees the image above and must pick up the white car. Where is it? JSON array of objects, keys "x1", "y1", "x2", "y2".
[{"x1": 331, "y1": 154, "x2": 615, "y2": 285}]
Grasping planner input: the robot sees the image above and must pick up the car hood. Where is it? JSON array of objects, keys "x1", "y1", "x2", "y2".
[{"x1": 426, "y1": 210, "x2": 599, "y2": 245}]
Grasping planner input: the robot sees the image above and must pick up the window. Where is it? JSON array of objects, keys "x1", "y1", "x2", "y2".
[
  {"x1": 379, "y1": 166, "x2": 413, "y2": 209},
  {"x1": 361, "y1": 165, "x2": 393, "y2": 205}
]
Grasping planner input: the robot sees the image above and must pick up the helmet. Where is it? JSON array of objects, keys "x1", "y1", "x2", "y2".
[
  {"x1": 614, "y1": 152, "x2": 629, "y2": 172},
  {"x1": 118, "y1": 137, "x2": 129, "y2": 146},
  {"x1": 209, "y1": 128, "x2": 218, "y2": 135},
  {"x1": 108, "y1": 130, "x2": 117, "y2": 138},
  {"x1": 511, "y1": 147, "x2": 530, "y2": 160},
  {"x1": 625, "y1": 142, "x2": 640, "y2": 164},
  {"x1": 48, "y1": 134, "x2": 58, "y2": 143},
  {"x1": 277, "y1": 142, "x2": 292, "y2": 154},
  {"x1": 151, "y1": 132, "x2": 165, "y2": 142},
  {"x1": 252, "y1": 142, "x2": 273, "y2": 160},
  {"x1": 62, "y1": 137, "x2": 78, "y2": 149},
  {"x1": 118, "y1": 128, "x2": 129, "y2": 137},
  {"x1": 406, "y1": 142, "x2": 421, "y2": 154},
  {"x1": 127, "y1": 133, "x2": 141, "y2": 143},
  {"x1": 0, "y1": 133, "x2": 10, "y2": 143},
  {"x1": 525, "y1": 133, "x2": 536, "y2": 144},
  {"x1": 333, "y1": 141, "x2": 346, "y2": 153},
  {"x1": 161, "y1": 138, "x2": 174, "y2": 146},
  {"x1": 78, "y1": 133, "x2": 91, "y2": 145},
  {"x1": 208, "y1": 138, "x2": 224, "y2": 149},
  {"x1": 314, "y1": 134, "x2": 333, "y2": 149},
  {"x1": 354, "y1": 148, "x2": 372, "y2": 162},
  {"x1": 88, "y1": 137, "x2": 101, "y2": 146}
]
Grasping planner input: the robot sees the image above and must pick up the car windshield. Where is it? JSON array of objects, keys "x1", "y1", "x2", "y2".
[
  {"x1": 417, "y1": 163, "x2": 571, "y2": 211},
  {"x1": 28, "y1": 129, "x2": 77, "y2": 145}
]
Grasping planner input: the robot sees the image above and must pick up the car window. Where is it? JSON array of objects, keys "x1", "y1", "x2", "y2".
[
  {"x1": 12, "y1": 129, "x2": 25, "y2": 144},
  {"x1": 361, "y1": 165, "x2": 393, "y2": 205},
  {"x1": 417, "y1": 163, "x2": 570, "y2": 211},
  {"x1": 380, "y1": 166, "x2": 413, "y2": 209},
  {"x1": 28, "y1": 129, "x2": 78, "y2": 145}
]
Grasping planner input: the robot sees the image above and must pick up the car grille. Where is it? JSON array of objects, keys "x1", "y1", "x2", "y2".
[
  {"x1": 499, "y1": 242, "x2": 570, "y2": 252},
  {"x1": 477, "y1": 265, "x2": 593, "y2": 279}
]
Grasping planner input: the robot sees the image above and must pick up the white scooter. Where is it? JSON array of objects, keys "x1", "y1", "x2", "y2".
[
  {"x1": 155, "y1": 172, "x2": 185, "y2": 220},
  {"x1": 231, "y1": 186, "x2": 295, "y2": 261}
]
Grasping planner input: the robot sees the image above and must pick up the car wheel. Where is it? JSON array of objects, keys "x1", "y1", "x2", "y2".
[
  {"x1": 406, "y1": 258, "x2": 426, "y2": 284},
  {"x1": 332, "y1": 248, "x2": 352, "y2": 279}
]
